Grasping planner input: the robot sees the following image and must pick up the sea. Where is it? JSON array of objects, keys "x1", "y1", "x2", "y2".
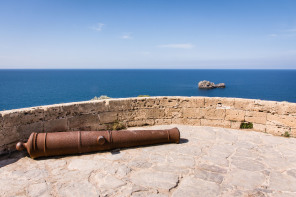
[{"x1": 0, "y1": 69, "x2": 296, "y2": 110}]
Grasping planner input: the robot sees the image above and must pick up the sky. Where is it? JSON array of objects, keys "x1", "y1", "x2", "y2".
[{"x1": 0, "y1": 0, "x2": 296, "y2": 69}]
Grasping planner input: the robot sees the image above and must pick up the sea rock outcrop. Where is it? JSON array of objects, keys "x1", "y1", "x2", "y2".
[{"x1": 198, "y1": 80, "x2": 225, "y2": 89}]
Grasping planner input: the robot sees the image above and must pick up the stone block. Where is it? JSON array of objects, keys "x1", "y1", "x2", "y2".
[
  {"x1": 134, "y1": 108, "x2": 165, "y2": 120},
  {"x1": 265, "y1": 125, "x2": 291, "y2": 136},
  {"x1": 200, "y1": 119, "x2": 231, "y2": 128},
  {"x1": 275, "y1": 102, "x2": 296, "y2": 115},
  {"x1": 61, "y1": 102, "x2": 106, "y2": 117},
  {"x1": 1, "y1": 127, "x2": 20, "y2": 145},
  {"x1": 165, "y1": 108, "x2": 182, "y2": 118},
  {"x1": 16, "y1": 121, "x2": 44, "y2": 139},
  {"x1": 117, "y1": 110, "x2": 136, "y2": 122},
  {"x1": 182, "y1": 108, "x2": 203, "y2": 119},
  {"x1": 0, "y1": 131, "x2": 5, "y2": 147},
  {"x1": 159, "y1": 98, "x2": 180, "y2": 108},
  {"x1": 77, "y1": 102, "x2": 103, "y2": 114},
  {"x1": 252, "y1": 123, "x2": 266, "y2": 132},
  {"x1": 0, "y1": 112, "x2": 3, "y2": 128},
  {"x1": 225, "y1": 110, "x2": 245, "y2": 122},
  {"x1": 234, "y1": 98, "x2": 255, "y2": 111},
  {"x1": 108, "y1": 99, "x2": 134, "y2": 111},
  {"x1": 98, "y1": 112, "x2": 117, "y2": 124},
  {"x1": 44, "y1": 118, "x2": 68, "y2": 132},
  {"x1": 253, "y1": 100, "x2": 278, "y2": 113},
  {"x1": 179, "y1": 97, "x2": 204, "y2": 108},
  {"x1": 127, "y1": 119, "x2": 155, "y2": 127},
  {"x1": 245, "y1": 111, "x2": 267, "y2": 124},
  {"x1": 68, "y1": 114, "x2": 100, "y2": 130},
  {"x1": 205, "y1": 97, "x2": 235, "y2": 109},
  {"x1": 202, "y1": 108, "x2": 225, "y2": 120},
  {"x1": 267, "y1": 114, "x2": 296, "y2": 128},
  {"x1": 230, "y1": 121, "x2": 241, "y2": 129},
  {"x1": 131, "y1": 97, "x2": 146, "y2": 109},
  {"x1": 144, "y1": 97, "x2": 160, "y2": 108},
  {"x1": 2, "y1": 108, "x2": 44, "y2": 128},
  {"x1": 291, "y1": 128, "x2": 296, "y2": 137},
  {"x1": 172, "y1": 118, "x2": 200, "y2": 126},
  {"x1": 235, "y1": 99, "x2": 278, "y2": 114},
  {"x1": 43, "y1": 105, "x2": 66, "y2": 121},
  {"x1": 155, "y1": 119, "x2": 172, "y2": 125}
]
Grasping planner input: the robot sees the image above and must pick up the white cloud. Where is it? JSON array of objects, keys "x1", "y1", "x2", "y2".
[
  {"x1": 91, "y1": 23, "x2": 104, "y2": 32},
  {"x1": 122, "y1": 32, "x2": 132, "y2": 39},
  {"x1": 157, "y1": 43, "x2": 195, "y2": 49}
]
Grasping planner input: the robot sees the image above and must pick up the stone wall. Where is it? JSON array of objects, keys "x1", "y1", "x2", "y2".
[{"x1": 1, "y1": 96, "x2": 296, "y2": 154}]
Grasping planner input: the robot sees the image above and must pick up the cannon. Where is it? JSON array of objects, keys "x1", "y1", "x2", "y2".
[{"x1": 16, "y1": 128, "x2": 180, "y2": 159}]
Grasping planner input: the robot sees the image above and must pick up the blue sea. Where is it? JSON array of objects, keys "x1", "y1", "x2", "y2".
[{"x1": 0, "y1": 69, "x2": 296, "y2": 110}]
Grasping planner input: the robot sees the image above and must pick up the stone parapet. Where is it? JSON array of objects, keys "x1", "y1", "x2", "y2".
[{"x1": 1, "y1": 96, "x2": 296, "y2": 154}]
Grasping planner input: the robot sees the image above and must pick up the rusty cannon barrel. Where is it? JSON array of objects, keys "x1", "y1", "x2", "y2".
[{"x1": 16, "y1": 128, "x2": 180, "y2": 159}]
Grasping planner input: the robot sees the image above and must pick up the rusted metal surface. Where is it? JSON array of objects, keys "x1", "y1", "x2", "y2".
[{"x1": 16, "y1": 128, "x2": 180, "y2": 159}]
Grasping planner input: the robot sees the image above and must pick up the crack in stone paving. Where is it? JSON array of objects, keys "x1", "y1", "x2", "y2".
[{"x1": 1, "y1": 125, "x2": 296, "y2": 197}]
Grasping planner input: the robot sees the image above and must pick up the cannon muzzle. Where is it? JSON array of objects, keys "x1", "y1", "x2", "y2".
[{"x1": 16, "y1": 128, "x2": 180, "y2": 159}]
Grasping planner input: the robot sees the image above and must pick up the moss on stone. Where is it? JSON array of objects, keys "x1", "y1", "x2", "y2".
[{"x1": 240, "y1": 122, "x2": 253, "y2": 129}]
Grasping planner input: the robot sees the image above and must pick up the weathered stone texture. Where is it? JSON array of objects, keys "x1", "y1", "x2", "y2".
[
  {"x1": 201, "y1": 119, "x2": 231, "y2": 128},
  {"x1": 205, "y1": 97, "x2": 235, "y2": 108},
  {"x1": 165, "y1": 108, "x2": 182, "y2": 119},
  {"x1": 234, "y1": 98, "x2": 255, "y2": 111},
  {"x1": 276, "y1": 102, "x2": 296, "y2": 115},
  {"x1": 43, "y1": 105, "x2": 66, "y2": 121},
  {"x1": 266, "y1": 125, "x2": 291, "y2": 136},
  {"x1": 172, "y1": 118, "x2": 200, "y2": 126},
  {"x1": 155, "y1": 119, "x2": 172, "y2": 125},
  {"x1": 158, "y1": 97, "x2": 180, "y2": 107},
  {"x1": 2, "y1": 108, "x2": 44, "y2": 128},
  {"x1": 68, "y1": 114, "x2": 100, "y2": 130},
  {"x1": 98, "y1": 112, "x2": 117, "y2": 124},
  {"x1": 182, "y1": 108, "x2": 203, "y2": 119},
  {"x1": 127, "y1": 119, "x2": 155, "y2": 127},
  {"x1": 1, "y1": 96, "x2": 296, "y2": 154},
  {"x1": 0, "y1": 112, "x2": 3, "y2": 129},
  {"x1": 291, "y1": 128, "x2": 296, "y2": 137},
  {"x1": 202, "y1": 108, "x2": 225, "y2": 120},
  {"x1": 44, "y1": 118, "x2": 68, "y2": 132},
  {"x1": 245, "y1": 111, "x2": 267, "y2": 124},
  {"x1": 230, "y1": 121, "x2": 241, "y2": 129},
  {"x1": 179, "y1": 97, "x2": 204, "y2": 108},
  {"x1": 108, "y1": 99, "x2": 134, "y2": 111},
  {"x1": 117, "y1": 110, "x2": 135, "y2": 122},
  {"x1": 225, "y1": 109, "x2": 245, "y2": 122},
  {"x1": 267, "y1": 114, "x2": 296, "y2": 128},
  {"x1": 252, "y1": 123, "x2": 266, "y2": 132},
  {"x1": 135, "y1": 108, "x2": 165, "y2": 120}
]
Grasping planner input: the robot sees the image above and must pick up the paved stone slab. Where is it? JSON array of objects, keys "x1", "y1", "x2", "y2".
[{"x1": 1, "y1": 124, "x2": 296, "y2": 196}]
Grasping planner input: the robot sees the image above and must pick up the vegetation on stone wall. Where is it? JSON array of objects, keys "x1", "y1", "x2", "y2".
[
  {"x1": 91, "y1": 95, "x2": 110, "y2": 100},
  {"x1": 138, "y1": 95, "x2": 150, "y2": 97},
  {"x1": 240, "y1": 122, "x2": 253, "y2": 129},
  {"x1": 282, "y1": 131, "x2": 290, "y2": 137},
  {"x1": 108, "y1": 120, "x2": 126, "y2": 130}
]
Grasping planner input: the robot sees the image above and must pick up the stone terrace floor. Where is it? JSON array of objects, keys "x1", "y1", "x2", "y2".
[{"x1": 1, "y1": 125, "x2": 296, "y2": 197}]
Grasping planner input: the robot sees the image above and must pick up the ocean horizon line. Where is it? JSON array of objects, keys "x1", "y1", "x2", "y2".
[{"x1": 1, "y1": 68, "x2": 296, "y2": 70}]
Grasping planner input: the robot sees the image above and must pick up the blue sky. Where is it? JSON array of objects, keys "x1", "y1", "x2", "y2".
[{"x1": 0, "y1": 0, "x2": 295, "y2": 69}]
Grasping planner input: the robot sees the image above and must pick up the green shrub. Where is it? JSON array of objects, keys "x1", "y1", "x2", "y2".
[
  {"x1": 91, "y1": 95, "x2": 110, "y2": 100},
  {"x1": 108, "y1": 120, "x2": 126, "y2": 130},
  {"x1": 137, "y1": 95, "x2": 150, "y2": 97},
  {"x1": 282, "y1": 131, "x2": 290, "y2": 138},
  {"x1": 240, "y1": 122, "x2": 253, "y2": 129}
]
